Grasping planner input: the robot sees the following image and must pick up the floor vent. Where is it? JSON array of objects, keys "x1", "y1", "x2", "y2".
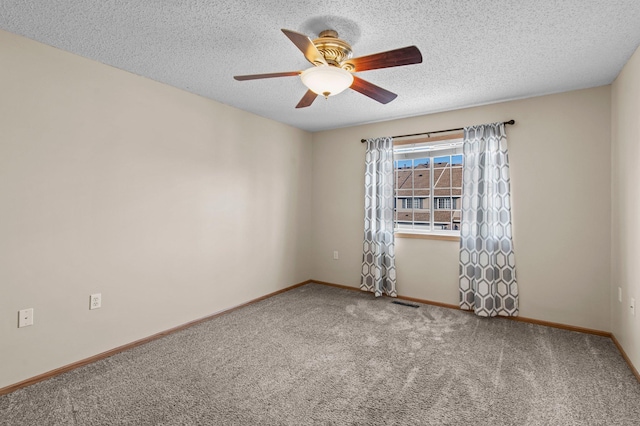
[{"x1": 391, "y1": 301, "x2": 419, "y2": 308}]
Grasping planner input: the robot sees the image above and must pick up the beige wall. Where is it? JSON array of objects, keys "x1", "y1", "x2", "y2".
[
  {"x1": 611, "y1": 45, "x2": 640, "y2": 373},
  {"x1": 311, "y1": 86, "x2": 612, "y2": 331},
  {"x1": 0, "y1": 30, "x2": 313, "y2": 388}
]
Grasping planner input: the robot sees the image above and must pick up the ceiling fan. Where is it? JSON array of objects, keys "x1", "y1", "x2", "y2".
[{"x1": 233, "y1": 29, "x2": 423, "y2": 108}]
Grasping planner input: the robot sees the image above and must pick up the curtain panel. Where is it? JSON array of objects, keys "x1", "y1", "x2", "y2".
[
  {"x1": 459, "y1": 123, "x2": 518, "y2": 317},
  {"x1": 361, "y1": 137, "x2": 397, "y2": 297}
]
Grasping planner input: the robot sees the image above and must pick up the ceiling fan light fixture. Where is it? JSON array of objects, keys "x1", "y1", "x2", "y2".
[{"x1": 300, "y1": 66, "x2": 354, "y2": 97}]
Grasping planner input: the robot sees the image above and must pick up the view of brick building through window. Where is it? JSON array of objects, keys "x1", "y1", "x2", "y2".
[{"x1": 394, "y1": 154, "x2": 463, "y2": 232}]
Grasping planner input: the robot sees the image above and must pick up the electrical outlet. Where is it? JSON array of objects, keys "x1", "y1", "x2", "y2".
[
  {"x1": 90, "y1": 293, "x2": 102, "y2": 310},
  {"x1": 631, "y1": 298, "x2": 636, "y2": 317},
  {"x1": 618, "y1": 287, "x2": 622, "y2": 303},
  {"x1": 333, "y1": 251, "x2": 339, "y2": 260},
  {"x1": 18, "y1": 308, "x2": 34, "y2": 328}
]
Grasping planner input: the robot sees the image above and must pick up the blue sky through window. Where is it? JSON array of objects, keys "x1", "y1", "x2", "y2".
[
  {"x1": 396, "y1": 159, "x2": 412, "y2": 169},
  {"x1": 395, "y1": 155, "x2": 462, "y2": 168}
]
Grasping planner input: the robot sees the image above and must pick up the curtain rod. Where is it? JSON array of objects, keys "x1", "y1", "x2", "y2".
[{"x1": 359, "y1": 119, "x2": 516, "y2": 143}]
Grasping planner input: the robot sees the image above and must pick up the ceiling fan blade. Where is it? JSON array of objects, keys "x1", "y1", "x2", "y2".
[
  {"x1": 344, "y1": 46, "x2": 422, "y2": 72},
  {"x1": 281, "y1": 29, "x2": 328, "y2": 66},
  {"x1": 350, "y1": 76, "x2": 398, "y2": 104},
  {"x1": 234, "y1": 71, "x2": 301, "y2": 81},
  {"x1": 295, "y1": 90, "x2": 319, "y2": 108}
]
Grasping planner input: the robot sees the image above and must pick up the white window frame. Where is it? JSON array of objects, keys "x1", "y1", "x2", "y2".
[
  {"x1": 393, "y1": 138, "x2": 463, "y2": 236},
  {"x1": 434, "y1": 197, "x2": 452, "y2": 210}
]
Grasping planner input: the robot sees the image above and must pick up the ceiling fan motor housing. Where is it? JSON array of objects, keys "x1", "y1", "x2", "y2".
[{"x1": 313, "y1": 30, "x2": 354, "y2": 70}]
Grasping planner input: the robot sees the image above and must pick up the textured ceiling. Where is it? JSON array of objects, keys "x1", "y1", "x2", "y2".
[{"x1": 1, "y1": 1, "x2": 640, "y2": 132}]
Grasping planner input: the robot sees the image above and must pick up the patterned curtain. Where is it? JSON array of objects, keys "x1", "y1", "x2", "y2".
[
  {"x1": 361, "y1": 137, "x2": 397, "y2": 297},
  {"x1": 459, "y1": 123, "x2": 518, "y2": 317}
]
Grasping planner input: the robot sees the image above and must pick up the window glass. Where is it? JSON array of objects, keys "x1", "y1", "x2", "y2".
[{"x1": 393, "y1": 142, "x2": 463, "y2": 234}]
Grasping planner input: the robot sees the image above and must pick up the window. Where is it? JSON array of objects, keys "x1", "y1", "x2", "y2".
[
  {"x1": 434, "y1": 197, "x2": 452, "y2": 210},
  {"x1": 393, "y1": 139, "x2": 463, "y2": 234},
  {"x1": 396, "y1": 197, "x2": 426, "y2": 209}
]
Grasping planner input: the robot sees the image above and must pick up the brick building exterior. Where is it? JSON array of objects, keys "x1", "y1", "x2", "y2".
[{"x1": 394, "y1": 160, "x2": 463, "y2": 230}]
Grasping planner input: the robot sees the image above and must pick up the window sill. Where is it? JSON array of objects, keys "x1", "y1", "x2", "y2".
[{"x1": 395, "y1": 232, "x2": 460, "y2": 242}]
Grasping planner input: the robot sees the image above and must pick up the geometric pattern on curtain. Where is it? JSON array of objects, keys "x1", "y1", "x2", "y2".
[
  {"x1": 361, "y1": 137, "x2": 397, "y2": 298},
  {"x1": 459, "y1": 122, "x2": 518, "y2": 317}
]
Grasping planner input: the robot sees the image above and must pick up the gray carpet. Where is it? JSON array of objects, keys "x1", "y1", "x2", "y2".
[{"x1": 2, "y1": 283, "x2": 639, "y2": 425}]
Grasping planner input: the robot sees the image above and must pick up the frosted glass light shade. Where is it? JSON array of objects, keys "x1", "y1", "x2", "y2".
[{"x1": 300, "y1": 66, "x2": 354, "y2": 97}]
